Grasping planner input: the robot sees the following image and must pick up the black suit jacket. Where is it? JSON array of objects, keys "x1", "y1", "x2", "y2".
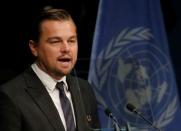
[{"x1": 0, "y1": 67, "x2": 99, "y2": 131}]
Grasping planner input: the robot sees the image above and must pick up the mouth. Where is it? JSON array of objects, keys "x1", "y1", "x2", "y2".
[{"x1": 57, "y1": 57, "x2": 71, "y2": 65}]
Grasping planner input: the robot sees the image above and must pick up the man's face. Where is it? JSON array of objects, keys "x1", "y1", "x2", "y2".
[{"x1": 29, "y1": 20, "x2": 78, "y2": 80}]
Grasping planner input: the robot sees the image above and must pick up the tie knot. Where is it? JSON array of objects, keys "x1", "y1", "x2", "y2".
[{"x1": 56, "y1": 81, "x2": 65, "y2": 93}]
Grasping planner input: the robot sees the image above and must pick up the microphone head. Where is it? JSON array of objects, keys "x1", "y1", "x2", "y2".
[
  {"x1": 126, "y1": 103, "x2": 136, "y2": 112},
  {"x1": 104, "y1": 108, "x2": 113, "y2": 118}
]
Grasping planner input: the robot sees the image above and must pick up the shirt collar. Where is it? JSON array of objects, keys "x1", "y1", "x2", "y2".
[{"x1": 31, "y1": 63, "x2": 68, "y2": 92}]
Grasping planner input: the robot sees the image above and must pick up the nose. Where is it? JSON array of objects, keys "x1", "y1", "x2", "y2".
[{"x1": 60, "y1": 42, "x2": 70, "y2": 52}]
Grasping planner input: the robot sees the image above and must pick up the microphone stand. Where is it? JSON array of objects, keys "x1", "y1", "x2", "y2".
[
  {"x1": 112, "y1": 116, "x2": 121, "y2": 131},
  {"x1": 125, "y1": 122, "x2": 131, "y2": 131},
  {"x1": 105, "y1": 108, "x2": 131, "y2": 131},
  {"x1": 134, "y1": 111, "x2": 161, "y2": 131}
]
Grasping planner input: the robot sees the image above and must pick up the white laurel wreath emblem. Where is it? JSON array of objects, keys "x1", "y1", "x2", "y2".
[
  {"x1": 156, "y1": 96, "x2": 177, "y2": 128},
  {"x1": 92, "y1": 27, "x2": 178, "y2": 129},
  {"x1": 93, "y1": 27, "x2": 152, "y2": 90}
]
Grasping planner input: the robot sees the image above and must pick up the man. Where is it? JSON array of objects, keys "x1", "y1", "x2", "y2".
[{"x1": 0, "y1": 8, "x2": 99, "y2": 131}]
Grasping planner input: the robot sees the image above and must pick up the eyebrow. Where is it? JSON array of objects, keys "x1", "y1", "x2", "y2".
[
  {"x1": 46, "y1": 35, "x2": 77, "y2": 41},
  {"x1": 69, "y1": 36, "x2": 77, "y2": 39}
]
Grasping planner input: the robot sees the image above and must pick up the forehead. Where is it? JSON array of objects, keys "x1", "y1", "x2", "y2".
[
  {"x1": 41, "y1": 19, "x2": 76, "y2": 29},
  {"x1": 40, "y1": 20, "x2": 77, "y2": 36}
]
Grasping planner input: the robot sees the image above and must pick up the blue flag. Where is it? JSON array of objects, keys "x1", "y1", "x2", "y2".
[{"x1": 88, "y1": 0, "x2": 181, "y2": 130}]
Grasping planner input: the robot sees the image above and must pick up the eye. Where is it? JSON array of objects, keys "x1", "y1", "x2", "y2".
[
  {"x1": 69, "y1": 40, "x2": 75, "y2": 43},
  {"x1": 47, "y1": 37, "x2": 61, "y2": 44},
  {"x1": 49, "y1": 40, "x2": 60, "y2": 44},
  {"x1": 68, "y1": 38, "x2": 77, "y2": 45}
]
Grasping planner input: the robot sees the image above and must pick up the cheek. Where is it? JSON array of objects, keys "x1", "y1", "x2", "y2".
[
  {"x1": 73, "y1": 47, "x2": 78, "y2": 59},
  {"x1": 39, "y1": 48, "x2": 56, "y2": 61}
]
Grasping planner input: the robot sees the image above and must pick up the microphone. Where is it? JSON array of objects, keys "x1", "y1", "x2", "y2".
[
  {"x1": 104, "y1": 108, "x2": 121, "y2": 131},
  {"x1": 126, "y1": 103, "x2": 161, "y2": 131},
  {"x1": 95, "y1": 94, "x2": 131, "y2": 130},
  {"x1": 96, "y1": 98, "x2": 122, "y2": 131},
  {"x1": 104, "y1": 108, "x2": 132, "y2": 131},
  {"x1": 104, "y1": 108, "x2": 116, "y2": 121}
]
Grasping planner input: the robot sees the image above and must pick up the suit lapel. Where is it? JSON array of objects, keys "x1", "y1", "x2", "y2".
[
  {"x1": 66, "y1": 76, "x2": 90, "y2": 131},
  {"x1": 23, "y1": 67, "x2": 65, "y2": 131}
]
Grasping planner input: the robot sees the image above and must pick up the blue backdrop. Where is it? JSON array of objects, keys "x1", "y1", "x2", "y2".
[{"x1": 88, "y1": 0, "x2": 181, "y2": 130}]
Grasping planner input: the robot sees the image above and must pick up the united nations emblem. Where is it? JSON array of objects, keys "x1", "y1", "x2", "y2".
[{"x1": 90, "y1": 27, "x2": 178, "y2": 130}]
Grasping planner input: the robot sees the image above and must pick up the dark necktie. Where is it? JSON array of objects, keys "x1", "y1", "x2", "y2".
[{"x1": 56, "y1": 81, "x2": 76, "y2": 131}]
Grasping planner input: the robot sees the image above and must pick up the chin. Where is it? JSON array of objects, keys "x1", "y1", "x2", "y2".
[{"x1": 59, "y1": 69, "x2": 72, "y2": 75}]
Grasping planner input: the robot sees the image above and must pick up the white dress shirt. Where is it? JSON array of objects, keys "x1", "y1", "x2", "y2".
[{"x1": 31, "y1": 63, "x2": 76, "y2": 131}]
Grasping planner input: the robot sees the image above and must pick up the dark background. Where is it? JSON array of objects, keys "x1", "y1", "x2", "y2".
[
  {"x1": 0, "y1": 0, "x2": 181, "y2": 98},
  {"x1": 0, "y1": 0, "x2": 99, "y2": 83}
]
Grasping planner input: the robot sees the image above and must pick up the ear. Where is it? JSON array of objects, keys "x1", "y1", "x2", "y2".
[{"x1": 29, "y1": 40, "x2": 38, "y2": 57}]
